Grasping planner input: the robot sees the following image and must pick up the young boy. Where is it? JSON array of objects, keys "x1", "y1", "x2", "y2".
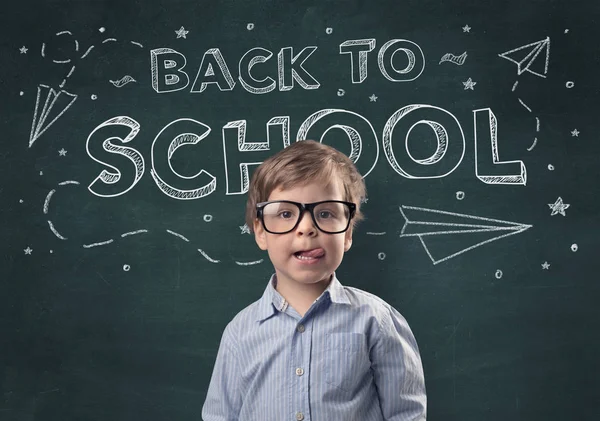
[{"x1": 202, "y1": 140, "x2": 426, "y2": 420}]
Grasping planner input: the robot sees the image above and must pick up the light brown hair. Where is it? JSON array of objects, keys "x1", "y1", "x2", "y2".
[{"x1": 245, "y1": 140, "x2": 367, "y2": 232}]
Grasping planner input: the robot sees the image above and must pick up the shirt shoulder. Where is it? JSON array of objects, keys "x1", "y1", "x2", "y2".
[
  {"x1": 340, "y1": 285, "x2": 412, "y2": 330},
  {"x1": 342, "y1": 285, "x2": 399, "y2": 312},
  {"x1": 220, "y1": 297, "x2": 265, "y2": 343}
]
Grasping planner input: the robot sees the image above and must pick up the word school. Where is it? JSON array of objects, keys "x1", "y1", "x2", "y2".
[{"x1": 86, "y1": 107, "x2": 526, "y2": 199}]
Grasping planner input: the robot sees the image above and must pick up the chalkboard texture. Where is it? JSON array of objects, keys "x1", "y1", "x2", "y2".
[{"x1": 1, "y1": 0, "x2": 599, "y2": 420}]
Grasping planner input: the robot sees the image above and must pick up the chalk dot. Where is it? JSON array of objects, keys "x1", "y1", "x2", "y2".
[
  {"x1": 91, "y1": 94, "x2": 98, "y2": 100},
  {"x1": 456, "y1": 191, "x2": 465, "y2": 200},
  {"x1": 247, "y1": 23, "x2": 255, "y2": 31},
  {"x1": 20, "y1": 91, "x2": 24, "y2": 96},
  {"x1": 50, "y1": 250, "x2": 53, "y2": 254},
  {"x1": 203, "y1": 214, "x2": 213, "y2": 222},
  {"x1": 337, "y1": 88, "x2": 345, "y2": 97},
  {"x1": 378, "y1": 252, "x2": 386, "y2": 260},
  {"x1": 39, "y1": 171, "x2": 43, "y2": 176},
  {"x1": 571, "y1": 243, "x2": 578, "y2": 252},
  {"x1": 495, "y1": 269, "x2": 503, "y2": 279},
  {"x1": 566, "y1": 81, "x2": 575, "y2": 89},
  {"x1": 123, "y1": 264, "x2": 131, "y2": 271},
  {"x1": 564, "y1": 29, "x2": 569, "y2": 34},
  {"x1": 99, "y1": 27, "x2": 106, "y2": 33},
  {"x1": 19, "y1": 199, "x2": 23, "y2": 203},
  {"x1": 548, "y1": 164, "x2": 555, "y2": 171},
  {"x1": 325, "y1": 27, "x2": 333, "y2": 34}
]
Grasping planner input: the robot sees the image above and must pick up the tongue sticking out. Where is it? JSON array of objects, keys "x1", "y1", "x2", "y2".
[{"x1": 296, "y1": 248, "x2": 325, "y2": 258}]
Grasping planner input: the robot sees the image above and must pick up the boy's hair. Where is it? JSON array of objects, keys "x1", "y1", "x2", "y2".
[{"x1": 245, "y1": 140, "x2": 367, "y2": 232}]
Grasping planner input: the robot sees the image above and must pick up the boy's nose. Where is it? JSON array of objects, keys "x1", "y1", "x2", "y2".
[{"x1": 296, "y1": 211, "x2": 317, "y2": 236}]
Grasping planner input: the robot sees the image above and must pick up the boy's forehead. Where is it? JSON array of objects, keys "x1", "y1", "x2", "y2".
[{"x1": 268, "y1": 179, "x2": 346, "y2": 200}]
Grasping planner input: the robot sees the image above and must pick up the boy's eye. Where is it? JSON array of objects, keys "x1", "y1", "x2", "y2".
[
  {"x1": 277, "y1": 210, "x2": 296, "y2": 219},
  {"x1": 317, "y1": 210, "x2": 334, "y2": 219}
]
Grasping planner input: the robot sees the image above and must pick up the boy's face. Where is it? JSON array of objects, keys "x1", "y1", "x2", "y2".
[{"x1": 253, "y1": 179, "x2": 353, "y2": 291}]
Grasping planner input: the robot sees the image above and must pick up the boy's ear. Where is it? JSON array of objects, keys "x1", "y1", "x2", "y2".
[
  {"x1": 253, "y1": 219, "x2": 268, "y2": 250},
  {"x1": 344, "y1": 226, "x2": 353, "y2": 252}
]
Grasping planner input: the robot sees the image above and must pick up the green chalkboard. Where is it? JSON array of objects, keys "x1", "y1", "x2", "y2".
[{"x1": 1, "y1": 0, "x2": 599, "y2": 420}]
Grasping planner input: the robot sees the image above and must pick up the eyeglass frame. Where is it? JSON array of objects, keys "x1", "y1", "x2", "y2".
[{"x1": 256, "y1": 200, "x2": 357, "y2": 234}]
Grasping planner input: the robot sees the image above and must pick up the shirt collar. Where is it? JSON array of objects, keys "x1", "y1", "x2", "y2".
[{"x1": 255, "y1": 273, "x2": 351, "y2": 322}]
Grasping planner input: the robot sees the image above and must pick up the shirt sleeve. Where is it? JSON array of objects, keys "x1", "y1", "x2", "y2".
[
  {"x1": 202, "y1": 324, "x2": 243, "y2": 421},
  {"x1": 370, "y1": 305, "x2": 427, "y2": 421}
]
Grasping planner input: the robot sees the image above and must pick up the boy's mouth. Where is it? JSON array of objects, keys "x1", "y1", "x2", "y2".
[{"x1": 293, "y1": 248, "x2": 325, "y2": 261}]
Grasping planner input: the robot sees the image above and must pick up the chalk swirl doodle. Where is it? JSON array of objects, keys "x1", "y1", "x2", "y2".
[
  {"x1": 109, "y1": 75, "x2": 137, "y2": 88},
  {"x1": 439, "y1": 51, "x2": 467, "y2": 65}
]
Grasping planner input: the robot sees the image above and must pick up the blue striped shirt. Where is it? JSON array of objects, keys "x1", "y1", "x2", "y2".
[{"x1": 202, "y1": 273, "x2": 426, "y2": 421}]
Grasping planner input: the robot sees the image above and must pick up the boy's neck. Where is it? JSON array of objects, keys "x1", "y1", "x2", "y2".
[{"x1": 274, "y1": 274, "x2": 333, "y2": 317}]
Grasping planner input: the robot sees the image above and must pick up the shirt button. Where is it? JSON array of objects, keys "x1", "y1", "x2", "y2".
[
  {"x1": 295, "y1": 367, "x2": 304, "y2": 376},
  {"x1": 296, "y1": 412, "x2": 304, "y2": 421},
  {"x1": 297, "y1": 324, "x2": 305, "y2": 333}
]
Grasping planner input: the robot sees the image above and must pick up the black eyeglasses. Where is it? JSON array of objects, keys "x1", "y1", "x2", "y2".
[{"x1": 256, "y1": 200, "x2": 356, "y2": 234}]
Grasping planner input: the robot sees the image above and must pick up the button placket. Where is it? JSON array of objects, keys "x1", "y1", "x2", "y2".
[{"x1": 291, "y1": 317, "x2": 311, "y2": 421}]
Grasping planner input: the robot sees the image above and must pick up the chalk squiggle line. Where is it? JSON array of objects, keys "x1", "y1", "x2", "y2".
[
  {"x1": 110, "y1": 75, "x2": 136, "y2": 88},
  {"x1": 518, "y1": 98, "x2": 532, "y2": 112},
  {"x1": 44, "y1": 189, "x2": 56, "y2": 214},
  {"x1": 47, "y1": 220, "x2": 67, "y2": 240},
  {"x1": 198, "y1": 249, "x2": 220, "y2": 263},
  {"x1": 511, "y1": 81, "x2": 542, "y2": 150},
  {"x1": 235, "y1": 259, "x2": 264, "y2": 266},
  {"x1": 59, "y1": 180, "x2": 80, "y2": 186},
  {"x1": 121, "y1": 229, "x2": 148, "y2": 237},
  {"x1": 527, "y1": 137, "x2": 538, "y2": 151},
  {"x1": 439, "y1": 51, "x2": 467, "y2": 66},
  {"x1": 43, "y1": 181, "x2": 262, "y2": 265},
  {"x1": 366, "y1": 231, "x2": 387, "y2": 236},
  {"x1": 83, "y1": 239, "x2": 114, "y2": 248},
  {"x1": 80, "y1": 45, "x2": 95, "y2": 59},
  {"x1": 166, "y1": 229, "x2": 189, "y2": 242}
]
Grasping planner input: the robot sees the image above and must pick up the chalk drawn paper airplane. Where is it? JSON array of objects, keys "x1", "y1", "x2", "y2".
[
  {"x1": 498, "y1": 37, "x2": 550, "y2": 78},
  {"x1": 29, "y1": 84, "x2": 78, "y2": 147},
  {"x1": 399, "y1": 205, "x2": 532, "y2": 265}
]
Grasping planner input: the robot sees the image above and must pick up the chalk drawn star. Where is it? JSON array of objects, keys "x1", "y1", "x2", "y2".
[
  {"x1": 19, "y1": 46, "x2": 28, "y2": 54},
  {"x1": 571, "y1": 129, "x2": 579, "y2": 137},
  {"x1": 24, "y1": 247, "x2": 33, "y2": 255},
  {"x1": 541, "y1": 261, "x2": 550, "y2": 270},
  {"x1": 175, "y1": 26, "x2": 189, "y2": 39},
  {"x1": 548, "y1": 197, "x2": 570, "y2": 216},
  {"x1": 240, "y1": 224, "x2": 251, "y2": 235},
  {"x1": 369, "y1": 94, "x2": 378, "y2": 102},
  {"x1": 463, "y1": 77, "x2": 476, "y2": 90},
  {"x1": 462, "y1": 25, "x2": 471, "y2": 33},
  {"x1": 58, "y1": 148, "x2": 67, "y2": 156}
]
